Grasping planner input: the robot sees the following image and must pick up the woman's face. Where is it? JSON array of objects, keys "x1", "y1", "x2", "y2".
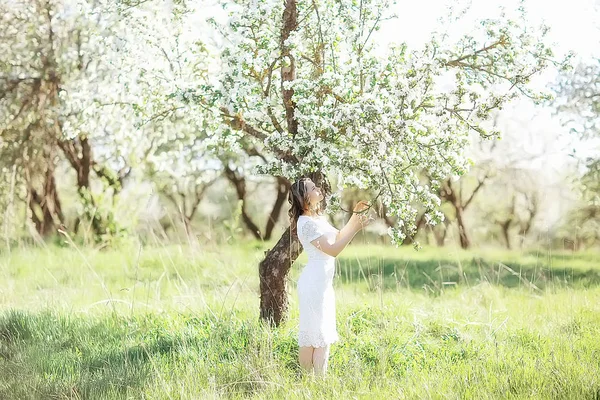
[{"x1": 304, "y1": 180, "x2": 323, "y2": 209}]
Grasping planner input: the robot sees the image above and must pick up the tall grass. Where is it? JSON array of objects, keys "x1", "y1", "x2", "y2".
[{"x1": 0, "y1": 240, "x2": 599, "y2": 399}]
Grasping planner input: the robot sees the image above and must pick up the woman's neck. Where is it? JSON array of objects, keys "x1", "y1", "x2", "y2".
[{"x1": 303, "y1": 209, "x2": 318, "y2": 217}]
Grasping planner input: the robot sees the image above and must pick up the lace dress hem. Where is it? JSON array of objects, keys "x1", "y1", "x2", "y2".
[{"x1": 298, "y1": 330, "x2": 339, "y2": 348}]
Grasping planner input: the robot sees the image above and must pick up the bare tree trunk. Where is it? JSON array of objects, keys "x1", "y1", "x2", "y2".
[
  {"x1": 434, "y1": 228, "x2": 446, "y2": 247},
  {"x1": 28, "y1": 162, "x2": 63, "y2": 237},
  {"x1": 259, "y1": 226, "x2": 303, "y2": 324},
  {"x1": 264, "y1": 177, "x2": 289, "y2": 241},
  {"x1": 455, "y1": 207, "x2": 471, "y2": 249},
  {"x1": 58, "y1": 136, "x2": 107, "y2": 235},
  {"x1": 440, "y1": 178, "x2": 484, "y2": 250},
  {"x1": 500, "y1": 219, "x2": 512, "y2": 249},
  {"x1": 223, "y1": 165, "x2": 262, "y2": 240}
]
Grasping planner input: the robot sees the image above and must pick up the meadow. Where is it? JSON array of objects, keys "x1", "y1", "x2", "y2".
[{"x1": 1, "y1": 238, "x2": 599, "y2": 399}]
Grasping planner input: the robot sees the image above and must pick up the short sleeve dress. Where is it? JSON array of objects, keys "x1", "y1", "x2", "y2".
[{"x1": 296, "y1": 214, "x2": 340, "y2": 348}]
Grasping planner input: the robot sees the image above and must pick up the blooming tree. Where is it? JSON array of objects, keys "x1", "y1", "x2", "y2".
[
  {"x1": 0, "y1": 0, "x2": 143, "y2": 238},
  {"x1": 185, "y1": 0, "x2": 569, "y2": 325},
  {"x1": 0, "y1": 0, "x2": 217, "y2": 241}
]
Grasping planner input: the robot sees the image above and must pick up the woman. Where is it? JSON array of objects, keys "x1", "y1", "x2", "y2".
[{"x1": 289, "y1": 177, "x2": 372, "y2": 376}]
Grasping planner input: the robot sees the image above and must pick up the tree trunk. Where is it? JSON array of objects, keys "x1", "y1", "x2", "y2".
[
  {"x1": 455, "y1": 207, "x2": 470, "y2": 249},
  {"x1": 264, "y1": 177, "x2": 289, "y2": 241},
  {"x1": 259, "y1": 226, "x2": 302, "y2": 325},
  {"x1": 28, "y1": 163, "x2": 63, "y2": 237},
  {"x1": 258, "y1": 0, "x2": 305, "y2": 326},
  {"x1": 499, "y1": 219, "x2": 512, "y2": 249},
  {"x1": 223, "y1": 165, "x2": 263, "y2": 240},
  {"x1": 433, "y1": 224, "x2": 447, "y2": 247},
  {"x1": 58, "y1": 136, "x2": 107, "y2": 236}
]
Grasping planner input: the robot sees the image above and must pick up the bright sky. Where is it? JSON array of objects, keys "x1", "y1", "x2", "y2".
[
  {"x1": 374, "y1": 0, "x2": 600, "y2": 169},
  {"x1": 379, "y1": 0, "x2": 599, "y2": 60}
]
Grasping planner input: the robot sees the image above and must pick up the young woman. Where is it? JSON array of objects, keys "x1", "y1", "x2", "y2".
[{"x1": 288, "y1": 177, "x2": 373, "y2": 376}]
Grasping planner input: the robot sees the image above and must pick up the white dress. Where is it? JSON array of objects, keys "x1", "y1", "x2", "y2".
[{"x1": 296, "y1": 214, "x2": 340, "y2": 348}]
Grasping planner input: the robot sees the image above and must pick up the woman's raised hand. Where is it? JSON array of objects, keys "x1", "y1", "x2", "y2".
[
  {"x1": 350, "y1": 200, "x2": 373, "y2": 230},
  {"x1": 353, "y1": 200, "x2": 370, "y2": 213}
]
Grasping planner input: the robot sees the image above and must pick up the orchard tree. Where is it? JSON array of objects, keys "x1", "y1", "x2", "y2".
[
  {"x1": 564, "y1": 159, "x2": 600, "y2": 248},
  {"x1": 216, "y1": 133, "x2": 291, "y2": 240},
  {"x1": 184, "y1": 0, "x2": 567, "y2": 325},
  {"x1": 0, "y1": 0, "x2": 211, "y2": 241},
  {"x1": 553, "y1": 60, "x2": 600, "y2": 247},
  {"x1": 0, "y1": 0, "x2": 144, "y2": 239},
  {"x1": 554, "y1": 60, "x2": 600, "y2": 139},
  {"x1": 129, "y1": 2, "x2": 222, "y2": 239}
]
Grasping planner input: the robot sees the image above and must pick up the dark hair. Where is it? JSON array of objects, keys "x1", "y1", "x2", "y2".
[{"x1": 288, "y1": 177, "x2": 322, "y2": 230}]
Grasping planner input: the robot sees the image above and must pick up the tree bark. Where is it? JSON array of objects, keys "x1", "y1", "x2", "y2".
[
  {"x1": 455, "y1": 206, "x2": 471, "y2": 249},
  {"x1": 259, "y1": 226, "x2": 303, "y2": 325},
  {"x1": 264, "y1": 177, "x2": 289, "y2": 241},
  {"x1": 28, "y1": 162, "x2": 63, "y2": 237}
]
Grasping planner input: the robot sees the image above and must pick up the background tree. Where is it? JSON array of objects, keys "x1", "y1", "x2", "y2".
[
  {"x1": 553, "y1": 56, "x2": 600, "y2": 248},
  {"x1": 0, "y1": 0, "x2": 145, "y2": 240}
]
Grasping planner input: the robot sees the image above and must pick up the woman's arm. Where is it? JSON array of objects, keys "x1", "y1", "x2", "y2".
[
  {"x1": 311, "y1": 221, "x2": 360, "y2": 258},
  {"x1": 312, "y1": 201, "x2": 372, "y2": 257}
]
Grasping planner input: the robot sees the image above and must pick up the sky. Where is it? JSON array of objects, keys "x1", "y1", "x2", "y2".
[{"x1": 379, "y1": 0, "x2": 599, "y2": 60}]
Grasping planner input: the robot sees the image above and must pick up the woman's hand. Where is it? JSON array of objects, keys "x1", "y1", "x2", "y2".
[
  {"x1": 349, "y1": 200, "x2": 373, "y2": 231},
  {"x1": 353, "y1": 200, "x2": 370, "y2": 213}
]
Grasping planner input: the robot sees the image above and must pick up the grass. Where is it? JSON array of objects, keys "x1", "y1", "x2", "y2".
[{"x1": 0, "y1": 240, "x2": 599, "y2": 399}]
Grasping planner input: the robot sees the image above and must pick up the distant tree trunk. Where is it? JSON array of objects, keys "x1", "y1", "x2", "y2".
[
  {"x1": 440, "y1": 176, "x2": 487, "y2": 250},
  {"x1": 162, "y1": 181, "x2": 212, "y2": 239},
  {"x1": 27, "y1": 151, "x2": 64, "y2": 237},
  {"x1": 500, "y1": 219, "x2": 512, "y2": 249},
  {"x1": 433, "y1": 227, "x2": 447, "y2": 247},
  {"x1": 455, "y1": 206, "x2": 471, "y2": 249},
  {"x1": 263, "y1": 177, "x2": 289, "y2": 241},
  {"x1": 224, "y1": 165, "x2": 262, "y2": 240},
  {"x1": 430, "y1": 214, "x2": 450, "y2": 247},
  {"x1": 518, "y1": 192, "x2": 538, "y2": 248},
  {"x1": 58, "y1": 135, "x2": 104, "y2": 235},
  {"x1": 494, "y1": 195, "x2": 517, "y2": 249}
]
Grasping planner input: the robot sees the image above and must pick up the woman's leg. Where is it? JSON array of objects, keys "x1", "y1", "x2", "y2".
[
  {"x1": 299, "y1": 346, "x2": 314, "y2": 373},
  {"x1": 312, "y1": 345, "x2": 330, "y2": 376}
]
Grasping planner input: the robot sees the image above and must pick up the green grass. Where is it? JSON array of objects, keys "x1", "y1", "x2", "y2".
[{"x1": 0, "y1": 241, "x2": 599, "y2": 399}]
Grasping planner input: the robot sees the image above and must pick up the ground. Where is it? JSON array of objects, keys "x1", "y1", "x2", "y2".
[{"x1": 0, "y1": 241, "x2": 599, "y2": 399}]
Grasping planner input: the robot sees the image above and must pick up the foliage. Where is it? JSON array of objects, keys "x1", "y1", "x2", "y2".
[
  {"x1": 0, "y1": 244, "x2": 599, "y2": 398},
  {"x1": 182, "y1": 0, "x2": 571, "y2": 245}
]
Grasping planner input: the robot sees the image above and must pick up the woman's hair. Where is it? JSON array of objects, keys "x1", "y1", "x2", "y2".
[{"x1": 288, "y1": 177, "x2": 322, "y2": 229}]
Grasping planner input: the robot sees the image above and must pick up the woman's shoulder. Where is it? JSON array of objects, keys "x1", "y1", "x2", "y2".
[{"x1": 297, "y1": 215, "x2": 323, "y2": 230}]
